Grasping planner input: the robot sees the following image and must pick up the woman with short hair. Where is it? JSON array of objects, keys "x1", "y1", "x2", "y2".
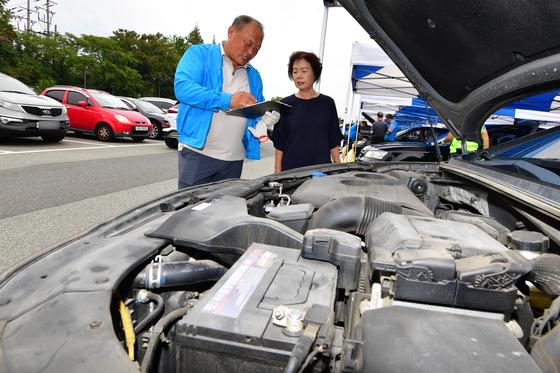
[{"x1": 271, "y1": 51, "x2": 343, "y2": 173}]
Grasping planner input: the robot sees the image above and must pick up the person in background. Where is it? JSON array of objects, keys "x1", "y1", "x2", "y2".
[
  {"x1": 384, "y1": 113, "x2": 399, "y2": 141},
  {"x1": 371, "y1": 111, "x2": 387, "y2": 143},
  {"x1": 174, "y1": 15, "x2": 280, "y2": 189},
  {"x1": 272, "y1": 51, "x2": 343, "y2": 173},
  {"x1": 445, "y1": 127, "x2": 490, "y2": 154},
  {"x1": 358, "y1": 119, "x2": 371, "y2": 140},
  {"x1": 346, "y1": 121, "x2": 362, "y2": 145}
]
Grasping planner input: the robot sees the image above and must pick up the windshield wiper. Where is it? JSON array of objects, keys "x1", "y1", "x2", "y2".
[{"x1": 477, "y1": 150, "x2": 493, "y2": 160}]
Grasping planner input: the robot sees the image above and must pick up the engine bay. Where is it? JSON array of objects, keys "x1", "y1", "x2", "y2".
[{"x1": 115, "y1": 168, "x2": 559, "y2": 373}]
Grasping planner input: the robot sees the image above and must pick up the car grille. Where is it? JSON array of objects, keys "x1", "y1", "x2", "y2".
[
  {"x1": 134, "y1": 121, "x2": 147, "y2": 125},
  {"x1": 21, "y1": 106, "x2": 63, "y2": 117}
]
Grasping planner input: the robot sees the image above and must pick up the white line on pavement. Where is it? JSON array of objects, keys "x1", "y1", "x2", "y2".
[
  {"x1": 62, "y1": 139, "x2": 109, "y2": 146},
  {"x1": 0, "y1": 142, "x2": 164, "y2": 155}
]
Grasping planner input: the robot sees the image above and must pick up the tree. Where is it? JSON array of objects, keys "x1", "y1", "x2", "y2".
[
  {"x1": 4, "y1": 22, "x2": 206, "y2": 98},
  {"x1": 73, "y1": 34, "x2": 145, "y2": 95},
  {"x1": 0, "y1": 0, "x2": 16, "y2": 72},
  {"x1": 186, "y1": 25, "x2": 204, "y2": 48}
]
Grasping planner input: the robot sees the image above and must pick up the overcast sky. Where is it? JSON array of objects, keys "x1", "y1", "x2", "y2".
[{"x1": 8, "y1": 0, "x2": 374, "y2": 119}]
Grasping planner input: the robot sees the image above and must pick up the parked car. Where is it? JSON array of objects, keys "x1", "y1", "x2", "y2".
[
  {"x1": 0, "y1": 72, "x2": 68, "y2": 142},
  {"x1": 358, "y1": 126, "x2": 450, "y2": 162},
  {"x1": 42, "y1": 86, "x2": 152, "y2": 142},
  {"x1": 162, "y1": 103, "x2": 178, "y2": 149},
  {"x1": 2, "y1": 2, "x2": 560, "y2": 373},
  {"x1": 119, "y1": 97, "x2": 168, "y2": 140},
  {"x1": 139, "y1": 97, "x2": 177, "y2": 112}
]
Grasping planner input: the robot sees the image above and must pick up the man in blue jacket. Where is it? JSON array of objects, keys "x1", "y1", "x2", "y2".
[
  {"x1": 384, "y1": 113, "x2": 399, "y2": 142},
  {"x1": 174, "y1": 15, "x2": 279, "y2": 188}
]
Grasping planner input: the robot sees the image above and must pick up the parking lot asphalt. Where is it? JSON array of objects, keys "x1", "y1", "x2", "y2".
[{"x1": 0, "y1": 134, "x2": 275, "y2": 272}]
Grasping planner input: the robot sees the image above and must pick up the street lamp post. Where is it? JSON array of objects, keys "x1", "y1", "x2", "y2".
[{"x1": 83, "y1": 66, "x2": 88, "y2": 88}]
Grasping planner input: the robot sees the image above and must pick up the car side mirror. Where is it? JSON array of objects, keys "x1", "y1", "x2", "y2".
[{"x1": 78, "y1": 100, "x2": 88, "y2": 108}]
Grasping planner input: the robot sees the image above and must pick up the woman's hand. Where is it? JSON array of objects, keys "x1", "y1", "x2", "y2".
[{"x1": 331, "y1": 146, "x2": 340, "y2": 163}]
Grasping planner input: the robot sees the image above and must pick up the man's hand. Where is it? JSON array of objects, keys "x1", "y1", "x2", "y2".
[
  {"x1": 230, "y1": 92, "x2": 256, "y2": 109},
  {"x1": 248, "y1": 121, "x2": 269, "y2": 143},
  {"x1": 259, "y1": 110, "x2": 280, "y2": 130}
]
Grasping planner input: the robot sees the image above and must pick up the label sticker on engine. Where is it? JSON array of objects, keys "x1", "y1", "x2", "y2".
[
  {"x1": 192, "y1": 202, "x2": 212, "y2": 211},
  {"x1": 202, "y1": 248, "x2": 277, "y2": 318}
]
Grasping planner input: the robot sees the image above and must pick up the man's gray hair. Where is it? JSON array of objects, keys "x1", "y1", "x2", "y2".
[{"x1": 231, "y1": 15, "x2": 264, "y2": 34}]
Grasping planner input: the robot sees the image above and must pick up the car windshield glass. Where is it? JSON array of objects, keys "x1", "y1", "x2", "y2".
[
  {"x1": 91, "y1": 92, "x2": 130, "y2": 110},
  {"x1": 474, "y1": 128, "x2": 560, "y2": 186},
  {"x1": 133, "y1": 99, "x2": 164, "y2": 113},
  {"x1": 0, "y1": 75, "x2": 36, "y2": 95}
]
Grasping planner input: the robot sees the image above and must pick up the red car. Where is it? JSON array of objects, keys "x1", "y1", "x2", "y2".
[{"x1": 41, "y1": 86, "x2": 152, "y2": 142}]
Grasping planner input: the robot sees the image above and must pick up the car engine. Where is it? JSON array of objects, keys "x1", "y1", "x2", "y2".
[{"x1": 116, "y1": 168, "x2": 559, "y2": 373}]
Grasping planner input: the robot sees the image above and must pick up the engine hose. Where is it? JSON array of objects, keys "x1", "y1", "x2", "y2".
[
  {"x1": 528, "y1": 254, "x2": 560, "y2": 296},
  {"x1": 133, "y1": 260, "x2": 227, "y2": 289},
  {"x1": 134, "y1": 292, "x2": 164, "y2": 334},
  {"x1": 140, "y1": 306, "x2": 191, "y2": 373},
  {"x1": 307, "y1": 196, "x2": 402, "y2": 236},
  {"x1": 284, "y1": 324, "x2": 320, "y2": 373}
]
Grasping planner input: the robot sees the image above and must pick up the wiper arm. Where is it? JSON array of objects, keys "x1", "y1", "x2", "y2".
[{"x1": 477, "y1": 150, "x2": 493, "y2": 160}]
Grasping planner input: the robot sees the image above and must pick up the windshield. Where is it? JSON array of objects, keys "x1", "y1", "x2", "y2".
[
  {"x1": 132, "y1": 99, "x2": 165, "y2": 113},
  {"x1": 473, "y1": 127, "x2": 560, "y2": 186},
  {"x1": 0, "y1": 75, "x2": 36, "y2": 95},
  {"x1": 91, "y1": 92, "x2": 130, "y2": 110},
  {"x1": 492, "y1": 130, "x2": 560, "y2": 160}
]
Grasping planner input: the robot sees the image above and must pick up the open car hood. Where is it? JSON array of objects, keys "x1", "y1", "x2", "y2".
[{"x1": 339, "y1": 0, "x2": 560, "y2": 141}]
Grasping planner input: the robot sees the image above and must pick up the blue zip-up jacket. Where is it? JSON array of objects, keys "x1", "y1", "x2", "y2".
[
  {"x1": 174, "y1": 43, "x2": 265, "y2": 160},
  {"x1": 384, "y1": 120, "x2": 399, "y2": 142}
]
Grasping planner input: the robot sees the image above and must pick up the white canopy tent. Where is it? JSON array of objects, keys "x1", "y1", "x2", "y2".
[
  {"x1": 350, "y1": 42, "x2": 418, "y2": 98},
  {"x1": 343, "y1": 42, "x2": 419, "y2": 127}
]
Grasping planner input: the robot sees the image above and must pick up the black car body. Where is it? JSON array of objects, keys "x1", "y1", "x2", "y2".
[
  {"x1": 119, "y1": 97, "x2": 168, "y2": 140},
  {"x1": 1, "y1": 2, "x2": 560, "y2": 373},
  {"x1": 358, "y1": 126, "x2": 450, "y2": 162}
]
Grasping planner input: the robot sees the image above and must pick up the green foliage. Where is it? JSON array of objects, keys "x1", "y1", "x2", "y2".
[
  {"x1": 186, "y1": 25, "x2": 204, "y2": 47},
  {"x1": 2, "y1": 13, "x2": 205, "y2": 99},
  {"x1": 0, "y1": 0, "x2": 16, "y2": 72}
]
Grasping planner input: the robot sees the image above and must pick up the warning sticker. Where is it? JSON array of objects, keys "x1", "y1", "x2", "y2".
[
  {"x1": 192, "y1": 202, "x2": 213, "y2": 211},
  {"x1": 202, "y1": 248, "x2": 277, "y2": 318}
]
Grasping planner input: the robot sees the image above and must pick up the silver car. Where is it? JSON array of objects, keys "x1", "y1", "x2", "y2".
[{"x1": 0, "y1": 72, "x2": 68, "y2": 142}]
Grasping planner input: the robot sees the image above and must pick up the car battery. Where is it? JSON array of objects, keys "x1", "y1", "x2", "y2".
[{"x1": 174, "y1": 243, "x2": 338, "y2": 372}]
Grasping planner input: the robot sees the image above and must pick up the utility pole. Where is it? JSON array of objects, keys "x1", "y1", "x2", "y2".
[
  {"x1": 46, "y1": 0, "x2": 50, "y2": 34},
  {"x1": 11, "y1": 0, "x2": 57, "y2": 34},
  {"x1": 26, "y1": 0, "x2": 31, "y2": 31}
]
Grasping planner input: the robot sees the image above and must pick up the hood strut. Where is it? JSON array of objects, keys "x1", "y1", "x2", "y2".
[{"x1": 422, "y1": 98, "x2": 443, "y2": 162}]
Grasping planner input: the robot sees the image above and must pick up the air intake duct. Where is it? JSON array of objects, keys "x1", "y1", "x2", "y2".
[{"x1": 307, "y1": 196, "x2": 402, "y2": 236}]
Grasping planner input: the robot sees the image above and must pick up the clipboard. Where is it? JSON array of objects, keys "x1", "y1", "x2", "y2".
[{"x1": 226, "y1": 100, "x2": 292, "y2": 119}]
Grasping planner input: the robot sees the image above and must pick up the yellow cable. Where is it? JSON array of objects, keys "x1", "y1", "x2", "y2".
[{"x1": 119, "y1": 300, "x2": 136, "y2": 361}]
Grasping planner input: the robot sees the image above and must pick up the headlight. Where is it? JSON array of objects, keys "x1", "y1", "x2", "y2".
[
  {"x1": 0, "y1": 116, "x2": 23, "y2": 124},
  {"x1": 0, "y1": 99, "x2": 22, "y2": 112},
  {"x1": 114, "y1": 114, "x2": 131, "y2": 123},
  {"x1": 364, "y1": 149, "x2": 389, "y2": 159}
]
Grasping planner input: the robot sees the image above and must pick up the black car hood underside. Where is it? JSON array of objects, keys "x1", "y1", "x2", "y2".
[{"x1": 339, "y1": 0, "x2": 560, "y2": 141}]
